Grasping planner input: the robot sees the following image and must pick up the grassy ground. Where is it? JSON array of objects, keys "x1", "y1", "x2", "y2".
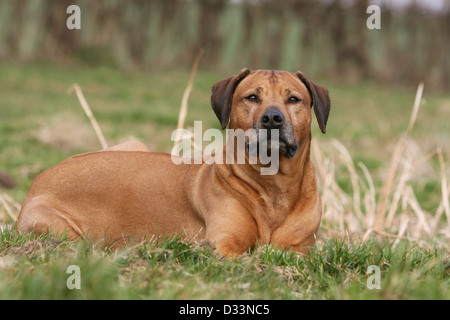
[
  {"x1": 0, "y1": 230, "x2": 448, "y2": 300},
  {"x1": 0, "y1": 63, "x2": 449, "y2": 299}
]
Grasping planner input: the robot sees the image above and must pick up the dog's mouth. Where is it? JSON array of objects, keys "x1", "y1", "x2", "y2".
[
  {"x1": 278, "y1": 139, "x2": 299, "y2": 159},
  {"x1": 246, "y1": 125, "x2": 299, "y2": 159}
]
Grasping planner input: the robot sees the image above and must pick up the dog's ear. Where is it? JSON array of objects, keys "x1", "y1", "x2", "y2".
[
  {"x1": 295, "y1": 71, "x2": 331, "y2": 134},
  {"x1": 211, "y1": 68, "x2": 251, "y2": 129}
]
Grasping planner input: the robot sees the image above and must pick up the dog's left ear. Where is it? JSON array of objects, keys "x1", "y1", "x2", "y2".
[
  {"x1": 211, "y1": 68, "x2": 251, "y2": 129},
  {"x1": 295, "y1": 71, "x2": 331, "y2": 134}
]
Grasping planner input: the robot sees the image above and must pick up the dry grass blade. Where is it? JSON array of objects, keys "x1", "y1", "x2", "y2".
[
  {"x1": 375, "y1": 81, "x2": 424, "y2": 230},
  {"x1": 0, "y1": 192, "x2": 18, "y2": 221},
  {"x1": 403, "y1": 186, "x2": 432, "y2": 237},
  {"x1": 68, "y1": 84, "x2": 109, "y2": 150},
  {"x1": 436, "y1": 149, "x2": 450, "y2": 230},
  {"x1": 357, "y1": 162, "x2": 376, "y2": 227},
  {"x1": 406, "y1": 81, "x2": 424, "y2": 135},
  {"x1": 332, "y1": 139, "x2": 362, "y2": 219},
  {"x1": 385, "y1": 158, "x2": 412, "y2": 228},
  {"x1": 433, "y1": 181, "x2": 450, "y2": 232},
  {"x1": 173, "y1": 49, "x2": 204, "y2": 147},
  {"x1": 1, "y1": 192, "x2": 21, "y2": 212}
]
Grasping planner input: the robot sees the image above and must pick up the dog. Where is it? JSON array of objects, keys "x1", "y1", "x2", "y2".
[{"x1": 16, "y1": 69, "x2": 331, "y2": 257}]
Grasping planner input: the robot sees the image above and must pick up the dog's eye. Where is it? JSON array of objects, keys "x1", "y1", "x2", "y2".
[
  {"x1": 288, "y1": 96, "x2": 301, "y2": 103},
  {"x1": 245, "y1": 94, "x2": 259, "y2": 102}
]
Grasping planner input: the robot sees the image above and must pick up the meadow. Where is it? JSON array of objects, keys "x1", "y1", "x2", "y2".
[{"x1": 0, "y1": 63, "x2": 449, "y2": 299}]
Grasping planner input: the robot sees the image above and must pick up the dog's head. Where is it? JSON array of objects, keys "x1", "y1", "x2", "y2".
[{"x1": 211, "y1": 69, "x2": 331, "y2": 158}]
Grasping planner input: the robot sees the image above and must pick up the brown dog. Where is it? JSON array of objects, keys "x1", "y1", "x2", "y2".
[{"x1": 16, "y1": 69, "x2": 330, "y2": 257}]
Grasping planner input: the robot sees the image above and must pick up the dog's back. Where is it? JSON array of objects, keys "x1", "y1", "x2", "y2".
[{"x1": 16, "y1": 151, "x2": 206, "y2": 245}]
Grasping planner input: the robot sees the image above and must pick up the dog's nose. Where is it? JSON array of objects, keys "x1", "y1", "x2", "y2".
[{"x1": 261, "y1": 109, "x2": 284, "y2": 129}]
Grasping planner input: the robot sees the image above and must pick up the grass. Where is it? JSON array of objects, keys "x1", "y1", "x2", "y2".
[
  {"x1": 0, "y1": 230, "x2": 448, "y2": 300},
  {"x1": 0, "y1": 63, "x2": 449, "y2": 300}
]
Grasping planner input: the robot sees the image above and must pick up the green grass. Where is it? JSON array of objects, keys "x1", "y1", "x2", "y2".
[
  {"x1": 0, "y1": 230, "x2": 448, "y2": 300},
  {"x1": 0, "y1": 63, "x2": 449, "y2": 300}
]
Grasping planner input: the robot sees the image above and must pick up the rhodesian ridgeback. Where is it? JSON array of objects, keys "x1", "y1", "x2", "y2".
[{"x1": 16, "y1": 69, "x2": 331, "y2": 257}]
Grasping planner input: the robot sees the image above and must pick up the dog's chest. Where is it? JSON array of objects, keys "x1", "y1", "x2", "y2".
[{"x1": 252, "y1": 201, "x2": 292, "y2": 243}]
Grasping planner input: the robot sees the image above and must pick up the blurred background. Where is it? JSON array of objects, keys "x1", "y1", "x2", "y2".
[{"x1": 0, "y1": 0, "x2": 449, "y2": 91}]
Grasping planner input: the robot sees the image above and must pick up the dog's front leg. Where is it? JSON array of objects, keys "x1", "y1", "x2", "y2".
[{"x1": 204, "y1": 210, "x2": 258, "y2": 258}]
